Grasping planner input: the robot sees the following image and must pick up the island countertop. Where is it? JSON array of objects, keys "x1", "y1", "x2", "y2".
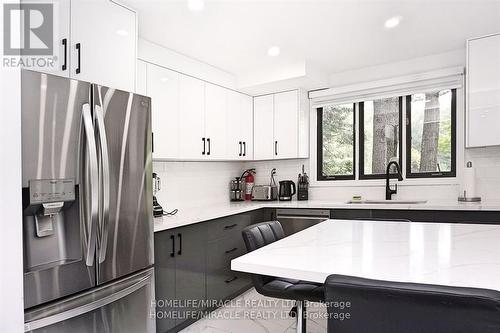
[{"x1": 231, "y1": 219, "x2": 500, "y2": 290}]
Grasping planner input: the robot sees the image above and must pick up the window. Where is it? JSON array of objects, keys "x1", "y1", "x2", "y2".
[
  {"x1": 317, "y1": 104, "x2": 355, "y2": 180},
  {"x1": 315, "y1": 88, "x2": 457, "y2": 182},
  {"x1": 406, "y1": 89, "x2": 456, "y2": 178},
  {"x1": 359, "y1": 97, "x2": 402, "y2": 179}
]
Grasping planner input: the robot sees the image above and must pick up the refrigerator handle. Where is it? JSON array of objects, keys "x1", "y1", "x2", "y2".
[
  {"x1": 95, "y1": 102, "x2": 110, "y2": 264},
  {"x1": 23, "y1": 271, "x2": 152, "y2": 332},
  {"x1": 82, "y1": 104, "x2": 99, "y2": 267}
]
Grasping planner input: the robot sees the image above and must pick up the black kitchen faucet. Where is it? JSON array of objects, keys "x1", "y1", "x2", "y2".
[{"x1": 386, "y1": 161, "x2": 403, "y2": 200}]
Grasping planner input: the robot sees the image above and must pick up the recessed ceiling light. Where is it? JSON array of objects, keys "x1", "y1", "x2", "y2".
[
  {"x1": 188, "y1": 0, "x2": 205, "y2": 11},
  {"x1": 267, "y1": 46, "x2": 280, "y2": 57},
  {"x1": 160, "y1": 77, "x2": 169, "y2": 82},
  {"x1": 385, "y1": 16, "x2": 402, "y2": 29}
]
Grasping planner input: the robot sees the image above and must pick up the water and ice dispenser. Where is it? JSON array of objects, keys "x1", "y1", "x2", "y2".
[{"x1": 23, "y1": 179, "x2": 80, "y2": 272}]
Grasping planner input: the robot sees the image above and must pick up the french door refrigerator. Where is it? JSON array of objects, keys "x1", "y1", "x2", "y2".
[{"x1": 21, "y1": 70, "x2": 155, "y2": 332}]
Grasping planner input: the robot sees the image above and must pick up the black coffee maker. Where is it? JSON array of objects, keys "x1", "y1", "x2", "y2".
[{"x1": 279, "y1": 180, "x2": 296, "y2": 201}]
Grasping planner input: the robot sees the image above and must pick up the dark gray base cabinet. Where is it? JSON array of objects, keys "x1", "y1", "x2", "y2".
[
  {"x1": 331, "y1": 209, "x2": 500, "y2": 224},
  {"x1": 154, "y1": 210, "x2": 264, "y2": 333},
  {"x1": 154, "y1": 223, "x2": 207, "y2": 333}
]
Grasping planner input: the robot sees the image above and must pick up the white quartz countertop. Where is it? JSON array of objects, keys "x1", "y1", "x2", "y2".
[
  {"x1": 153, "y1": 199, "x2": 500, "y2": 233},
  {"x1": 231, "y1": 219, "x2": 500, "y2": 290}
]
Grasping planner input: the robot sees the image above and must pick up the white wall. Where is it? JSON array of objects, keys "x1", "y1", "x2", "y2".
[
  {"x1": 0, "y1": 0, "x2": 24, "y2": 328},
  {"x1": 328, "y1": 49, "x2": 465, "y2": 87},
  {"x1": 0, "y1": 69, "x2": 23, "y2": 333},
  {"x1": 138, "y1": 38, "x2": 237, "y2": 89}
]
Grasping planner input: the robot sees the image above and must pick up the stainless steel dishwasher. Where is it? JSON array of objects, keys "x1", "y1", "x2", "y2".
[{"x1": 276, "y1": 209, "x2": 331, "y2": 236}]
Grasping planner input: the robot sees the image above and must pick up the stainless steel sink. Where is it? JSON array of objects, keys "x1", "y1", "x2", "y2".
[{"x1": 346, "y1": 200, "x2": 428, "y2": 205}]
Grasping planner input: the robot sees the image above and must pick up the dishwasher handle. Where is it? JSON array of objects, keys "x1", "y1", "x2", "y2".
[{"x1": 276, "y1": 215, "x2": 329, "y2": 221}]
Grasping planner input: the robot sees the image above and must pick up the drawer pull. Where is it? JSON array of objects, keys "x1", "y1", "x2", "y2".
[
  {"x1": 225, "y1": 247, "x2": 238, "y2": 254},
  {"x1": 225, "y1": 276, "x2": 238, "y2": 283},
  {"x1": 170, "y1": 235, "x2": 175, "y2": 258},
  {"x1": 224, "y1": 223, "x2": 238, "y2": 230}
]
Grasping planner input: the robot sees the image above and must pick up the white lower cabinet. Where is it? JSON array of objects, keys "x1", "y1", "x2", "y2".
[{"x1": 254, "y1": 90, "x2": 307, "y2": 160}]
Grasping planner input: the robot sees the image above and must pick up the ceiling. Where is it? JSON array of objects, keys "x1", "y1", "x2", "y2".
[{"x1": 123, "y1": 0, "x2": 500, "y2": 84}]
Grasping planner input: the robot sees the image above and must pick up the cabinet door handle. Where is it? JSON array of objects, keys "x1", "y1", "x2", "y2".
[
  {"x1": 76, "y1": 43, "x2": 81, "y2": 74},
  {"x1": 177, "y1": 233, "x2": 182, "y2": 255},
  {"x1": 225, "y1": 276, "x2": 238, "y2": 284},
  {"x1": 207, "y1": 138, "x2": 211, "y2": 155},
  {"x1": 243, "y1": 142, "x2": 246, "y2": 156},
  {"x1": 151, "y1": 133, "x2": 154, "y2": 153},
  {"x1": 275, "y1": 141, "x2": 278, "y2": 156},
  {"x1": 239, "y1": 141, "x2": 242, "y2": 157},
  {"x1": 61, "y1": 38, "x2": 67, "y2": 71},
  {"x1": 170, "y1": 235, "x2": 175, "y2": 258},
  {"x1": 202, "y1": 138, "x2": 206, "y2": 155},
  {"x1": 225, "y1": 247, "x2": 238, "y2": 254},
  {"x1": 224, "y1": 223, "x2": 238, "y2": 230}
]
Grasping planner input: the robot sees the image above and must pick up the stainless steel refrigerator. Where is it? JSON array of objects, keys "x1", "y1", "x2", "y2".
[{"x1": 21, "y1": 70, "x2": 155, "y2": 332}]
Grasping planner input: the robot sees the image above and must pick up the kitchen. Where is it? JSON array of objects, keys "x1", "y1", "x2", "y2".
[{"x1": 2, "y1": 0, "x2": 500, "y2": 332}]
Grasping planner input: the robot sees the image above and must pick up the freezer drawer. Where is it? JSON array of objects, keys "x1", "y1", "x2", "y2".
[{"x1": 24, "y1": 268, "x2": 155, "y2": 333}]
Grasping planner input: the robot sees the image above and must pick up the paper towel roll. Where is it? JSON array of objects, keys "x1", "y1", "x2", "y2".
[{"x1": 462, "y1": 162, "x2": 476, "y2": 198}]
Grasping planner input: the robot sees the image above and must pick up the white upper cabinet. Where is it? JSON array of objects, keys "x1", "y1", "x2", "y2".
[
  {"x1": 274, "y1": 90, "x2": 299, "y2": 159},
  {"x1": 254, "y1": 90, "x2": 306, "y2": 160},
  {"x1": 239, "y1": 94, "x2": 254, "y2": 160},
  {"x1": 71, "y1": 0, "x2": 136, "y2": 91},
  {"x1": 143, "y1": 62, "x2": 254, "y2": 161},
  {"x1": 147, "y1": 64, "x2": 180, "y2": 160},
  {"x1": 178, "y1": 75, "x2": 205, "y2": 159},
  {"x1": 205, "y1": 84, "x2": 228, "y2": 159},
  {"x1": 20, "y1": 0, "x2": 70, "y2": 77},
  {"x1": 467, "y1": 33, "x2": 500, "y2": 147},
  {"x1": 253, "y1": 95, "x2": 275, "y2": 160},
  {"x1": 227, "y1": 91, "x2": 253, "y2": 160}
]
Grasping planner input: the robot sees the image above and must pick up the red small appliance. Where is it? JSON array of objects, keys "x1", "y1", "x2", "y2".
[{"x1": 242, "y1": 169, "x2": 255, "y2": 201}]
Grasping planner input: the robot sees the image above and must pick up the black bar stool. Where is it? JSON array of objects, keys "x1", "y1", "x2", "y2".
[
  {"x1": 241, "y1": 221, "x2": 324, "y2": 333},
  {"x1": 325, "y1": 274, "x2": 500, "y2": 333}
]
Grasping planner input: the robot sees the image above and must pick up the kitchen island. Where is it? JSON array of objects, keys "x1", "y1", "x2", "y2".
[{"x1": 231, "y1": 219, "x2": 500, "y2": 289}]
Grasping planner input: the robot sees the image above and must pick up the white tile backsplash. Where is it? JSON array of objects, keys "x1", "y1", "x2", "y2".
[
  {"x1": 244, "y1": 159, "x2": 310, "y2": 186},
  {"x1": 465, "y1": 146, "x2": 500, "y2": 201},
  {"x1": 154, "y1": 144, "x2": 500, "y2": 211},
  {"x1": 153, "y1": 161, "x2": 245, "y2": 210}
]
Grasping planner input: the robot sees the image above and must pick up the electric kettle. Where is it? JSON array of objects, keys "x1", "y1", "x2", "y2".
[{"x1": 279, "y1": 180, "x2": 296, "y2": 201}]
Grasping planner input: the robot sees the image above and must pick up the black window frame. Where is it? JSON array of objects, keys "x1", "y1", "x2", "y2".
[
  {"x1": 405, "y1": 89, "x2": 457, "y2": 179},
  {"x1": 358, "y1": 97, "x2": 404, "y2": 180},
  {"x1": 316, "y1": 105, "x2": 356, "y2": 181}
]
